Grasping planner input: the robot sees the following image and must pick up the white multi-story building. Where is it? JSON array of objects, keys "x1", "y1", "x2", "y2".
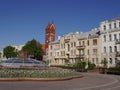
[{"x1": 100, "y1": 17, "x2": 120, "y2": 67}]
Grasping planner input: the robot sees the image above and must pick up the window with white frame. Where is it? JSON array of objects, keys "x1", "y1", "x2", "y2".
[
  {"x1": 104, "y1": 47, "x2": 106, "y2": 53},
  {"x1": 93, "y1": 49, "x2": 97, "y2": 54},
  {"x1": 92, "y1": 58, "x2": 94, "y2": 64},
  {"x1": 114, "y1": 46, "x2": 117, "y2": 52},
  {"x1": 119, "y1": 22, "x2": 120, "y2": 27},
  {"x1": 87, "y1": 49, "x2": 89, "y2": 55},
  {"x1": 96, "y1": 58, "x2": 98, "y2": 64},
  {"x1": 93, "y1": 39, "x2": 97, "y2": 45},
  {"x1": 103, "y1": 35, "x2": 106, "y2": 42},
  {"x1": 114, "y1": 23, "x2": 116, "y2": 28},
  {"x1": 114, "y1": 34, "x2": 117, "y2": 41},
  {"x1": 87, "y1": 40, "x2": 89, "y2": 46},
  {"x1": 103, "y1": 25, "x2": 106, "y2": 30},
  {"x1": 109, "y1": 46, "x2": 112, "y2": 53},
  {"x1": 109, "y1": 24, "x2": 111, "y2": 29},
  {"x1": 109, "y1": 34, "x2": 112, "y2": 41},
  {"x1": 119, "y1": 33, "x2": 120, "y2": 40},
  {"x1": 109, "y1": 58, "x2": 112, "y2": 64},
  {"x1": 115, "y1": 58, "x2": 118, "y2": 64}
]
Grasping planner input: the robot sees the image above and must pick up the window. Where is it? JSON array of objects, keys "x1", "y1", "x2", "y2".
[
  {"x1": 87, "y1": 49, "x2": 89, "y2": 55},
  {"x1": 119, "y1": 22, "x2": 120, "y2": 27},
  {"x1": 87, "y1": 40, "x2": 89, "y2": 46},
  {"x1": 114, "y1": 46, "x2": 117, "y2": 52},
  {"x1": 83, "y1": 41, "x2": 85, "y2": 45},
  {"x1": 63, "y1": 51, "x2": 65, "y2": 56},
  {"x1": 115, "y1": 58, "x2": 118, "y2": 64},
  {"x1": 71, "y1": 50, "x2": 73, "y2": 56},
  {"x1": 68, "y1": 44, "x2": 70, "y2": 51},
  {"x1": 104, "y1": 47, "x2": 106, "y2": 53},
  {"x1": 71, "y1": 42, "x2": 73, "y2": 47},
  {"x1": 93, "y1": 39, "x2": 97, "y2": 45},
  {"x1": 109, "y1": 24, "x2": 111, "y2": 29},
  {"x1": 50, "y1": 45, "x2": 52, "y2": 50},
  {"x1": 103, "y1": 25, "x2": 106, "y2": 30},
  {"x1": 119, "y1": 33, "x2": 120, "y2": 40},
  {"x1": 61, "y1": 51, "x2": 62, "y2": 56},
  {"x1": 74, "y1": 42, "x2": 76, "y2": 47},
  {"x1": 109, "y1": 34, "x2": 112, "y2": 41},
  {"x1": 93, "y1": 49, "x2": 97, "y2": 54},
  {"x1": 96, "y1": 58, "x2": 98, "y2": 64},
  {"x1": 57, "y1": 52, "x2": 59, "y2": 56},
  {"x1": 92, "y1": 58, "x2": 94, "y2": 64},
  {"x1": 109, "y1": 46, "x2": 112, "y2": 53},
  {"x1": 50, "y1": 52, "x2": 52, "y2": 56},
  {"x1": 114, "y1": 23, "x2": 116, "y2": 28},
  {"x1": 104, "y1": 35, "x2": 106, "y2": 42},
  {"x1": 109, "y1": 58, "x2": 112, "y2": 64},
  {"x1": 114, "y1": 34, "x2": 117, "y2": 41},
  {"x1": 74, "y1": 50, "x2": 76, "y2": 55},
  {"x1": 79, "y1": 42, "x2": 81, "y2": 46}
]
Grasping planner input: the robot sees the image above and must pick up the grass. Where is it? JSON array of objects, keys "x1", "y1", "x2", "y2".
[{"x1": 0, "y1": 68, "x2": 80, "y2": 78}]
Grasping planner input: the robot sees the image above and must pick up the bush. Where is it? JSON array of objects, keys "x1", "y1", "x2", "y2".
[
  {"x1": 107, "y1": 67, "x2": 120, "y2": 75},
  {"x1": 88, "y1": 62, "x2": 96, "y2": 70},
  {"x1": 74, "y1": 61, "x2": 86, "y2": 72}
]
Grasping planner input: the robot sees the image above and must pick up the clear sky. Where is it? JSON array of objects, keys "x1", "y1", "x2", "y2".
[{"x1": 0, "y1": 0, "x2": 120, "y2": 51}]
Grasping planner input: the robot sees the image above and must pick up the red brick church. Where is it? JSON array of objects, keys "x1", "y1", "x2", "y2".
[{"x1": 42, "y1": 23, "x2": 56, "y2": 55}]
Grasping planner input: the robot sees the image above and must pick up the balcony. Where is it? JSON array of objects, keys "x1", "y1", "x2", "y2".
[
  {"x1": 115, "y1": 52, "x2": 120, "y2": 57},
  {"x1": 64, "y1": 38, "x2": 70, "y2": 43},
  {"x1": 66, "y1": 51, "x2": 70, "y2": 55},
  {"x1": 115, "y1": 39, "x2": 120, "y2": 44},
  {"x1": 76, "y1": 45, "x2": 85, "y2": 50},
  {"x1": 76, "y1": 54, "x2": 85, "y2": 58}
]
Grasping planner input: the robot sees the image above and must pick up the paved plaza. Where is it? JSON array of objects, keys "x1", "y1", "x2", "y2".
[{"x1": 0, "y1": 73, "x2": 120, "y2": 90}]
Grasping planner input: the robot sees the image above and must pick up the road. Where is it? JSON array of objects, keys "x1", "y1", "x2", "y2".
[{"x1": 0, "y1": 73, "x2": 120, "y2": 90}]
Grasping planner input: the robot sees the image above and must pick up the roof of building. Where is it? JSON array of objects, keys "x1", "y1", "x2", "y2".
[
  {"x1": 50, "y1": 40, "x2": 60, "y2": 44},
  {"x1": 46, "y1": 23, "x2": 55, "y2": 30},
  {"x1": 76, "y1": 29, "x2": 100, "y2": 39}
]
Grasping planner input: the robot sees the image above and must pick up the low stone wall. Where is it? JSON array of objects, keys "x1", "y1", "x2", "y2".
[{"x1": 0, "y1": 74, "x2": 83, "y2": 81}]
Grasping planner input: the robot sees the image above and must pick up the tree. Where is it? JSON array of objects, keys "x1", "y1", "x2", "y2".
[
  {"x1": 116, "y1": 60, "x2": 120, "y2": 68},
  {"x1": 22, "y1": 39, "x2": 43, "y2": 60},
  {"x1": 101, "y1": 58, "x2": 108, "y2": 74},
  {"x1": 74, "y1": 60, "x2": 86, "y2": 72},
  {"x1": 101, "y1": 58, "x2": 108, "y2": 68},
  {"x1": 3, "y1": 46, "x2": 18, "y2": 59}
]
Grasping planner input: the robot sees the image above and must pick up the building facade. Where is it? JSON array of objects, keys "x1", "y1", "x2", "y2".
[
  {"x1": 48, "y1": 29, "x2": 101, "y2": 67},
  {"x1": 47, "y1": 17, "x2": 120, "y2": 68},
  {"x1": 100, "y1": 17, "x2": 120, "y2": 67}
]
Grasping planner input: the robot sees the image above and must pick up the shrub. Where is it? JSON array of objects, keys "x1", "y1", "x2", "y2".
[
  {"x1": 88, "y1": 62, "x2": 96, "y2": 70},
  {"x1": 74, "y1": 61, "x2": 86, "y2": 72},
  {"x1": 107, "y1": 67, "x2": 120, "y2": 75}
]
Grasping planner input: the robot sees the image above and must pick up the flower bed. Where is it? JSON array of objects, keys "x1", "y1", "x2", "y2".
[{"x1": 0, "y1": 68, "x2": 80, "y2": 78}]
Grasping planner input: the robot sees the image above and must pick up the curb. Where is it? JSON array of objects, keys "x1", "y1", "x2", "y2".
[{"x1": 0, "y1": 75, "x2": 83, "y2": 81}]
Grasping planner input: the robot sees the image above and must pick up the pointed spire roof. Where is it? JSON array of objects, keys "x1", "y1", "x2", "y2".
[{"x1": 46, "y1": 23, "x2": 55, "y2": 30}]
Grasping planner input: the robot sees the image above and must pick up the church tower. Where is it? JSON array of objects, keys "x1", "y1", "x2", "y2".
[{"x1": 45, "y1": 23, "x2": 55, "y2": 50}]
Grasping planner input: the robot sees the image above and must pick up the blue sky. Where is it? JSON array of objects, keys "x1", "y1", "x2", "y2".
[{"x1": 0, "y1": 0, "x2": 120, "y2": 50}]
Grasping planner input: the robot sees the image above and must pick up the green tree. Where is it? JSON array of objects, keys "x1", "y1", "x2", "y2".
[
  {"x1": 101, "y1": 58, "x2": 108, "y2": 73},
  {"x1": 88, "y1": 61, "x2": 96, "y2": 70},
  {"x1": 116, "y1": 60, "x2": 120, "y2": 68},
  {"x1": 3, "y1": 46, "x2": 18, "y2": 59},
  {"x1": 22, "y1": 39, "x2": 43, "y2": 60},
  {"x1": 74, "y1": 60, "x2": 86, "y2": 72}
]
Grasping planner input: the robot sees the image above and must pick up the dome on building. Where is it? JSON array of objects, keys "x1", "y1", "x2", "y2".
[{"x1": 0, "y1": 58, "x2": 48, "y2": 68}]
